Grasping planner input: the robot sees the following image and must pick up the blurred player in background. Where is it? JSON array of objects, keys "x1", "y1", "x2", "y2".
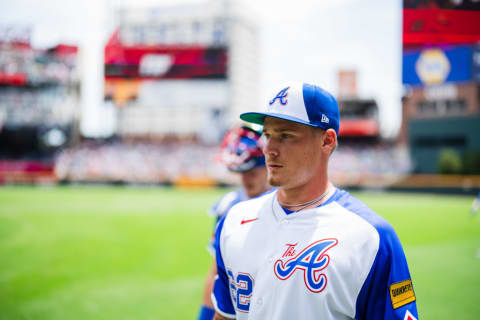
[
  {"x1": 197, "y1": 125, "x2": 271, "y2": 320},
  {"x1": 470, "y1": 192, "x2": 480, "y2": 216},
  {"x1": 471, "y1": 192, "x2": 480, "y2": 258}
]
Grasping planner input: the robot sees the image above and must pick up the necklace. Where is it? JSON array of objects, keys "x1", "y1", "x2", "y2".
[{"x1": 278, "y1": 186, "x2": 331, "y2": 211}]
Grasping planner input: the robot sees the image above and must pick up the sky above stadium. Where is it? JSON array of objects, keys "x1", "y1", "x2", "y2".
[{"x1": 1, "y1": 0, "x2": 402, "y2": 137}]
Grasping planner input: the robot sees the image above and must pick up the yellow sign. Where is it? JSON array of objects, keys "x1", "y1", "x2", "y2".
[
  {"x1": 415, "y1": 48, "x2": 451, "y2": 85},
  {"x1": 390, "y1": 279, "x2": 416, "y2": 309}
]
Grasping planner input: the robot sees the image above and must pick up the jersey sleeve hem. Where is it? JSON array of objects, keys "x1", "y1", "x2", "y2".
[{"x1": 211, "y1": 293, "x2": 236, "y2": 319}]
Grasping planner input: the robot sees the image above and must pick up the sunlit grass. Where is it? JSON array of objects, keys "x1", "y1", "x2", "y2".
[{"x1": 0, "y1": 186, "x2": 478, "y2": 319}]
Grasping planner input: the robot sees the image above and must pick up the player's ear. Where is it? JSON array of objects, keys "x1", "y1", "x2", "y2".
[{"x1": 321, "y1": 129, "x2": 337, "y2": 153}]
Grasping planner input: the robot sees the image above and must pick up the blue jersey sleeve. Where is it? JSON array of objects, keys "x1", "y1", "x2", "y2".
[
  {"x1": 355, "y1": 223, "x2": 418, "y2": 320},
  {"x1": 211, "y1": 216, "x2": 236, "y2": 318},
  {"x1": 333, "y1": 189, "x2": 418, "y2": 320}
]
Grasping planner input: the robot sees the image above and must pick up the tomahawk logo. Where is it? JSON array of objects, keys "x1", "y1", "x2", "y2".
[
  {"x1": 274, "y1": 238, "x2": 338, "y2": 293},
  {"x1": 269, "y1": 87, "x2": 290, "y2": 105},
  {"x1": 404, "y1": 310, "x2": 417, "y2": 320}
]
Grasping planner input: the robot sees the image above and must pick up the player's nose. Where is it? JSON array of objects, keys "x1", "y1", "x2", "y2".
[{"x1": 263, "y1": 137, "x2": 279, "y2": 157}]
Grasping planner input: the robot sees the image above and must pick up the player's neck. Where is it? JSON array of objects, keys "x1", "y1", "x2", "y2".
[{"x1": 277, "y1": 178, "x2": 332, "y2": 211}]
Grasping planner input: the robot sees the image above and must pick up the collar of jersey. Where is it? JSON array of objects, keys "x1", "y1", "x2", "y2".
[{"x1": 272, "y1": 188, "x2": 339, "y2": 220}]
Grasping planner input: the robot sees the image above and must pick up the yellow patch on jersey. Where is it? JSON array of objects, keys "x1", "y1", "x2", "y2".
[{"x1": 390, "y1": 279, "x2": 416, "y2": 309}]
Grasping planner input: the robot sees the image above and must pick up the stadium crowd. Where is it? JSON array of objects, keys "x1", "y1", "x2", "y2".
[
  {"x1": 54, "y1": 140, "x2": 228, "y2": 184},
  {"x1": 330, "y1": 142, "x2": 412, "y2": 186},
  {"x1": 54, "y1": 140, "x2": 412, "y2": 185},
  {"x1": 0, "y1": 42, "x2": 76, "y2": 85},
  {"x1": 0, "y1": 87, "x2": 76, "y2": 127}
]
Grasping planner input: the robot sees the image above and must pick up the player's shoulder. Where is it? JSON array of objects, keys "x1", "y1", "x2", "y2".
[
  {"x1": 209, "y1": 189, "x2": 247, "y2": 218},
  {"x1": 330, "y1": 188, "x2": 397, "y2": 239},
  {"x1": 330, "y1": 188, "x2": 407, "y2": 261}
]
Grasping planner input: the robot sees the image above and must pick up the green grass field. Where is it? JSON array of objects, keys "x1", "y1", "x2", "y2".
[{"x1": 0, "y1": 186, "x2": 479, "y2": 319}]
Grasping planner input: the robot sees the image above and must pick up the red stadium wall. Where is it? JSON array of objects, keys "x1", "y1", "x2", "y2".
[
  {"x1": 104, "y1": 30, "x2": 227, "y2": 80},
  {"x1": 339, "y1": 119, "x2": 380, "y2": 137}
]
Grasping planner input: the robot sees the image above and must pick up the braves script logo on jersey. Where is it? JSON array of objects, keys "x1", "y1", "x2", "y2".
[
  {"x1": 269, "y1": 87, "x2": 290, "y2": 105},
  {"x1": 274, "y1": 238, "x2": 338, "y2": 293}
]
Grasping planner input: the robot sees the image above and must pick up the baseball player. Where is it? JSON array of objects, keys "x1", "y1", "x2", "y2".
[
  {"x1": 211, "y1": 83, "x2": 418, "y2": 320},
  {"x1": 470, "y1": 192, "x2": 480, "y2": 216},
  {"x1": 197, "y1": 125, "x2": 271, "y2": 320},
  {"x1": 471, "y1": 192, "x2": 480, "y2": 258}
]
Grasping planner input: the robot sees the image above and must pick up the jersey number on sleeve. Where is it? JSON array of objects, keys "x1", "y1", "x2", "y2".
[{"x1": 227, "y1": 269, "x2": 254, "y2": 313}]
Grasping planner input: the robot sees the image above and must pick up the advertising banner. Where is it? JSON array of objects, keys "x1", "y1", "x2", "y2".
[
  {"x1": 402, "y1": 45, "x2": 472, "y2": 86},
  {"x1": 403, "y1": 1, "x2": 480, "y2": 47},
  {"x1": 105, "y1": 30, "x2": 227, "y2": 80}
]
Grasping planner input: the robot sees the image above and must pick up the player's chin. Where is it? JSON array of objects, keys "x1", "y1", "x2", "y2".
[{"x1": 267, "y1": 174, "x2": 283, "y2": 187}]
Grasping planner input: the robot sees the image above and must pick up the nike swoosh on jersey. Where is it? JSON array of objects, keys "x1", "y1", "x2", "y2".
[{"x1": 240, "y1": 218, "x2": 259, "y2": 225}]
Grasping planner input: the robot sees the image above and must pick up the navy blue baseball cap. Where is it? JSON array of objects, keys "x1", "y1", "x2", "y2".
[
  {"x1": 218, "y1": 126, "x2": 265, "y2": 172},
  {"x1": 240, "y1": 82, "x2": 340, "y2": 134}
]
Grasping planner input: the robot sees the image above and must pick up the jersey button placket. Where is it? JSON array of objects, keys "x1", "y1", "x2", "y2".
[{"x1": 257, "y1": 297, "x2": 263, "y2": 306}]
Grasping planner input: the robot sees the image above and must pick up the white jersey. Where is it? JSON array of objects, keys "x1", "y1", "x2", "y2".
[{"x1": 212, "y1": 188, "x2": 418, "y2": 320}]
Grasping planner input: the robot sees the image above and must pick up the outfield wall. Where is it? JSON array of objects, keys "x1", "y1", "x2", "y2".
[{"x1": 2, "y1": 169, "x2": 479, "y2": 195}]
